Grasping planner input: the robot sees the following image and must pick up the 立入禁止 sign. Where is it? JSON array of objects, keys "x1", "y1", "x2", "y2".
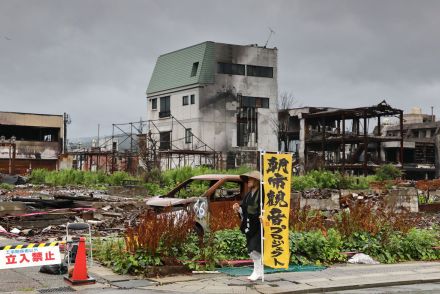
[
  {"x1": 262, "y1": 153, "x2": 292, "y2": 269},
  {"x1": 0, "y1": 242, "x2": 61, "y2": 270}
]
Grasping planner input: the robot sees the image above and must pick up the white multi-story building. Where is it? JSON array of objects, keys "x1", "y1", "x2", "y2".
[{"x1": 146, "y1": 41, "x2": 278, "y2": 168}]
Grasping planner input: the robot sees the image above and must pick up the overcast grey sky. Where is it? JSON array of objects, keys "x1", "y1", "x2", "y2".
[{"x1": 1, "y1": 0, "x2": 439, "y2": 138}]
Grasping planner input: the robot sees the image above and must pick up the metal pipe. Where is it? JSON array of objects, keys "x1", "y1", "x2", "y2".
[
  {"x1": 259, "y1": 150, "x2": 265, "y2": 283},
  {"x1": 363, "y1": 112, "x2": 368, "y2": 176},
  {"x1": 342, "y1": 115, "x2": 346, "y2": 173},
  {"x1": 400, "y1": 111, "x2": 404, "y2": 165}
]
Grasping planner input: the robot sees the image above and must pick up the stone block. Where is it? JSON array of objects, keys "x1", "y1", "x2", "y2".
[
  {"x1": 300, "y1": 197, "x2": 339, "y2": 211},
  {"x1": 0, "y1": 201, "x2": 26, "y2": 216}
]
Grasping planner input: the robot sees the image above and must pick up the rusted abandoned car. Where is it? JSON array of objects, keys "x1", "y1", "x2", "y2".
[{"x1": 145, "y1": 174, "x2": 250, "y2": 234}]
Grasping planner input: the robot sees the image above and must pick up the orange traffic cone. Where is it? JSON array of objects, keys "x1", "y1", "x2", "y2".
[{"x1": 64, "y1": 237, "x2": 96, "y2": 285}]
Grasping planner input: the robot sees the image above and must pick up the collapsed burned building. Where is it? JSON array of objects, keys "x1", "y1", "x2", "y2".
[
  {"x1": 0, "y1": 111, "x2": 65, "y2": 174},
  {"x1": 146, "y1": 41, "x2": 278, "y2": 169},
  {"x1": 382, "y1": 107, "x2": 440, "y2": 179},
  {"x1": 279, "y1": 101, "x2": 405, "y2": 176}
]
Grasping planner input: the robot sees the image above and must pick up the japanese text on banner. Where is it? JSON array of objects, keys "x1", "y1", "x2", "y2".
[
  {"x1": 262, "y1": 153, "x2": 292, "y2": 269},
  {"x1": 0, "y1": 246, "x2": 61, "y2": 270}
]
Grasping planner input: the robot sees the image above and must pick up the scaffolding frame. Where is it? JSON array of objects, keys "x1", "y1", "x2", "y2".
[{"x1": 70, "y1": 116, "x2": 221, "y2": 174}]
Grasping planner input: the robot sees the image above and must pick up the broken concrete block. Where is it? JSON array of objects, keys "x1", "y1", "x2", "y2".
[
  {"x1": 102, "y1": 205, "x2": 112, "y2": 211},
  {"x1": 21, "y1": 229, "x2": 34, "y2": 236},
  {"x1": 0, "y1": 202, "x2": 26, "y2": 216},
  {"x1": 41, "y1": 226, "x2": 52, "y2": 233},
  {"x1": 87, "y1": 220, "x2": 103, "y2": 225},
  {"x1": 10, "y1": 228, "x2": 21, "y2": 234}
]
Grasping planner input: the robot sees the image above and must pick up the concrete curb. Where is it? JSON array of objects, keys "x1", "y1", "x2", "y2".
[{"x1": 273, "y1": 278, "x2": 440, "y2": 293}]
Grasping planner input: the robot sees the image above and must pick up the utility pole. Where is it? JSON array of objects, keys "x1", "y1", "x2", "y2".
[{"x1": 97, "y1": 124, "x2": 100, "y2": 149}]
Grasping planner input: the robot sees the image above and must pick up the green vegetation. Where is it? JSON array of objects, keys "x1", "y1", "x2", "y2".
[
  {"x1": 0, "y1": 183, "x2": 14, "y2": 190},
  {"x1": 94, "y1": 230, "x2": 248, "y2": 274},
  {"x1": 291, "y1": 165, "x2": 404, "y2": 191},
  {"x1": 375, "y1": 164, "x2": 402, "y2": 181},
  {"x1": 291, "y1": 170, "x2": 376, "y2": 191},
  {"x1": 290, "y1": 229, "x2": 345, "y2": 265},
  {"x1": 94, "y1": 238, "x2": 161, "y2": 275},
  {"x1": 290, "y1": 228, "x2": 440, "y2": 265},
  {"x1": 29, "y1": 164, "x2": 402, "y2": 193},
  {"x1": 94, "y1": 226, "x2": 440, "y2": 275},
  {"x1": 30, "y1": 169, "x2": 137, "y2": 187}
]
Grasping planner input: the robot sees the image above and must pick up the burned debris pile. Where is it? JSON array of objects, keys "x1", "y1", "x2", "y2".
[{"x1": 0, "y1": 184, "x2": 146, "y2": 243}]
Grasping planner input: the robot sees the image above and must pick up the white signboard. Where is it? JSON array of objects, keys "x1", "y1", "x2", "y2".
[{"x1": 0, "y1": 245, "x2": 61, "y2": 270}]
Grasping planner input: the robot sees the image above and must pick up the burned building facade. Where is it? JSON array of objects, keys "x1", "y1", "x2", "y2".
[
  {"x1": 0, "y1": 111, "x2": 65, "y2": 174},
  {"x1": 382, "y1": 107, "x2": 440, "y2": 179},
  {"x1": 146, "y1": 41, "x2": 278, "y2": 169},
  {"x1": 279, "y1": 101, "x2": 404, "y2": 176}
]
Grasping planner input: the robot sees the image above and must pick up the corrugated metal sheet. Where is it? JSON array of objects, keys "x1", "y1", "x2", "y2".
[{"x1": 146, "y1": 41, "x2": 215, "y2": 95}]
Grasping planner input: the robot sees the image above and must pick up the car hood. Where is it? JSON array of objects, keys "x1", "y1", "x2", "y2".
[{"x1": 145, "y1": 196, "x2": 198, "y2": 207}]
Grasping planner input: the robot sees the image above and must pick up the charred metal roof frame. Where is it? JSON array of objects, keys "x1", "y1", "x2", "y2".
[
  {"x1": 281, "y1": 100, "x2": 405, "y2": 176},
  {"x1": 302, "y1": 100, "x2": 402, "y2": 120}
]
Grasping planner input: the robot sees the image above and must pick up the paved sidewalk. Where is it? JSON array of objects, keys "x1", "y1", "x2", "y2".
[
  {"x1": 2, "y1": 234, "x2": 440, "y2": 294},
  {"x1": 132, "y1": 262, "x2": 440, "y2": 294}
]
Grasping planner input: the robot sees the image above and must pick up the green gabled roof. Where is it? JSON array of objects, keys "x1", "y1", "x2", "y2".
[{"x1": 147, "y1": 41, "x2": 216, "y2": 95}]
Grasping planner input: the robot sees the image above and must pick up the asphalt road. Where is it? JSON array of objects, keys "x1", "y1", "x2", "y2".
[
  {"x1": 74, "y1": 283, "x2": 440, "y2": 293},
  {"x1": 330, "y1": 282, "x2": 440, "y2": 293}
]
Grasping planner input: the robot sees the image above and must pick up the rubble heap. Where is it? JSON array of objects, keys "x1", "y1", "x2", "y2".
[{"x1": 0, "y1": 184, "x2": 146, "y2": 243}]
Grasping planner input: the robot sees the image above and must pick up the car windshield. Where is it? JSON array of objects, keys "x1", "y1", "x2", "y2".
[{"x1": 168, "y1": 179, "x2": 216, "y2": 199}]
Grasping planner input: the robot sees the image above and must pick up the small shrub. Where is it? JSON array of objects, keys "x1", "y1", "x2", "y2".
[
  {"x1": 400, "y1": 229, "x2": 439, "y2": 261},
  {"x1": 144, "y1": 182, "x2": 168, "y2": 196},
  {"x1": 375, "y1": 164, "x2": 402, "y2": 181},
  {"x1": 214, "y1": 229, "x2": 247, "y2": 260},
  {"x1": 107, "y1": 171, "x2": 134, "y2": 186},
  {"x1": 30, "y1": 169, "x2": 139, "y2": 187},
  {"x1": 29, "y1": 169, "x2": 48, "y2": 184},
  {"x1": 333, "y1": 200, "x2": 418, "y2": 238},
  {"x1": 343, "y1": 231, "x2": 383, "y2": 258},
  {"x1": 0, "y1": 183, "x2": 14, "y2": 190},
  {"x1": 94, "y1": 238, "x2": 161, "y2": 275},
  {"x1": 310, "y1": 170, "x2": 339, "y2": 189},
  {"x1": 124, "y1": 207, "x2": 195, "y2": 263},
  {"x1": 289, "y1": 203, "x2": 326, "y2": 232},
  {"x1": 338, "y1": 175, "x2": 374, "y2": 189},
  {"x1": 292, "y1": 174, "x2": 318, "y2": 191},
  {"x1": 290, "y1": 229, "x2": 345, "y2": 265},
  {"x1": 291, "y1": 170, "x2": 375, "y2": 191}
]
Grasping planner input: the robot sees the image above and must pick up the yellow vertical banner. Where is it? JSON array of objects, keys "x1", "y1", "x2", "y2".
[{"x1": 262, "y1": 153, "x2": 292, "y2": 269}]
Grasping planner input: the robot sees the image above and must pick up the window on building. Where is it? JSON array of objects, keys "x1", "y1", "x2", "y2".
[
  {"x1": 240, "y1": 96, "x2": 269, "y2": 108},
  {"x1": 159, "y1": 131, "x2": 171, "y2": 150},
  {"x1": 191, "y1": 62, "x2": 199, "y2": 77},
  {"x1": 182, "y1": 96, "x2": 189, "y2": 106},
  {"x1": 237, "y1": 108, "x2": 258, "y2": 147},
  {"x1": 159, "y1": 96, "x2": 171, "y2": 118},
  {"x1": 247, "y1": 65, "x2": 273, "y2": 78},
  {"x1": 151, "y1": 98, "x2": 157, "y2": 110},
  {"x1": 217, "y1": 62, "x2": 245, "y2": 75},
  {"x1": 185, "y1": 128, "x2": 192, "y2": 144},
  {"x1": 190, "y1": 94, "x2": 195, "y2": 104}
]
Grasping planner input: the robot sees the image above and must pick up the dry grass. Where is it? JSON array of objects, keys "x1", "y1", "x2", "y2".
[
  {"x1": 209, "y1": 201, "x2": 241, "y2": 232},
  {"x1": 334, "y1": 200, "x2": 419, "y2": 237},
  {"x1": 125, "y1": 207, "x2": 195, "y2": 257}
]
